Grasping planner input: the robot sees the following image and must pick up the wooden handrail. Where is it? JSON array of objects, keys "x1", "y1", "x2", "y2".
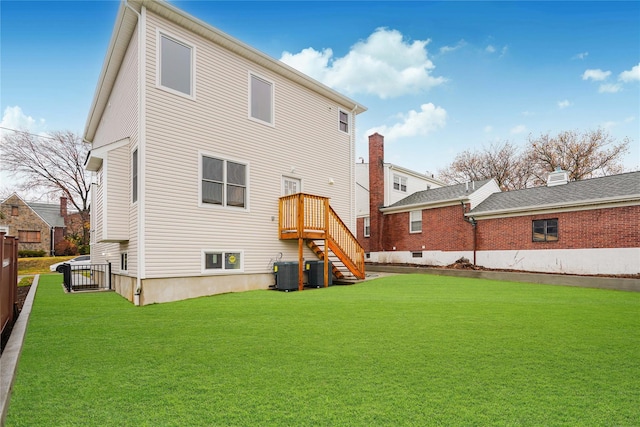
[{"x1": 279, "y1": 193, "x2": 365, "y2": 279}]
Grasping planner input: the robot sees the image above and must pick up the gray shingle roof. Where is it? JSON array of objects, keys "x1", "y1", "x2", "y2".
[
  {"x1": 28, "y1": 202, "x2": 66, "y2": 228},
  {"x1": 387, "y1": 179, "x2": 493, "y2": 208},
  {"x1": 470, "y1": 171, "x2": 640, "y2": 215}
]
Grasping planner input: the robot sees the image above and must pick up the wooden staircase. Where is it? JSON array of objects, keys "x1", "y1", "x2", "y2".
[{"x1": 279, "y1": 193, "x2": 365, "y2": 290}]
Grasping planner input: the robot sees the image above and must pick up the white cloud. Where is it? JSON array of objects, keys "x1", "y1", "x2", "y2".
[
  {"x1": 582, "y1": 69, "x2": 611, "y2": 81},
  {"x1": 599, "y1": 83, "x2": 622, "y2": 93},
  {"x1": 485, "y1": 45, "x2": 496, "y2": 54},
  {"x1": 619, "y1": 63, "x2": 640, "y2": 82},
  {"x1": 484, "y1": 125, "x2": 493, "y2": 133},
  {"x1": 366, "y1": 103, "x2": 447, "y2": 141},
  {"x1": 440, "y1": 40, "x2": 466, "y2": 54},
  {"x1": 0, "y1": 106, "x2": 45, "y2": 134},
  {"x1": 557, "y1": 100, "x2": 571, "y2": 109},
  {"x1": 510, "y1": 125, "x2": 527, "y2": 134},
  {"x1": 281, "y1": 28, "x2": 446, "y2": 99},
  {"x1": 572, "y1": 52, "x2": 588, "y2": 60}
]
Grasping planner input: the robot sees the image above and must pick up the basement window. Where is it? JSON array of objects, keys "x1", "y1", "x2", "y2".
[
  {"x1": 532, "y1": 219, "x2": 558, "y2": 242},
  {"x1": 412, "y1": 251, "x2": 423, "y2": 258},
  {"x1": 203, "y1": 251, "x2": 243, "y2": 273}
]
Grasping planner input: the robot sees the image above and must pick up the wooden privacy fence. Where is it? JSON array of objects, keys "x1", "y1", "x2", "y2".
[{"x1": 1, "y1": 233, "x2": 19, "y2": 337}]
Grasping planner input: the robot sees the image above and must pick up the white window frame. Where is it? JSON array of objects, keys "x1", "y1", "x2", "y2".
[
  {"x1": 132, "y1": 148, "x2": 138, "y2": 204},
  {"x1": 338, "y1": 109, "x2": 350, "y2": 134},
  {"x1": 410, "y1": 210, "x2": 422, "y2": 233},
  {"x1": 282, "y1": 176, "x2": 301, "y2": 196},
  {"x1": 156, "y1": 29, "x2": 196, "y2": 99},
  {"x1": 0, "y1": 226, "x2": 9, "y2": 235},
  {"x1": 248, "y1": 72, "x2": 275, "y2": 126},
  {"x1": 363, "y1": 217, "x2": 370, "y2": 237},
  {"x1": 199, "y1": 151, "x2": 250, "y2": 211},
  {"x1": 120, "y1": 252, "x2": 128, "y2": 273},
  {"x1": 393, "y1": 175, "x2": 407, "y2": 192},
  {"x1": 202, "y1": 250, "x2": 244, "y2": 274}
]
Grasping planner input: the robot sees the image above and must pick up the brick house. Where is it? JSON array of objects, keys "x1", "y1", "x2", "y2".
[
  {"x1": 468, "y1": 170, "x2": 640, "y2": 275},
  {"x1": 364, "y1": 133, "x2": 640, "y2": 275},
  {"x1": 357, "y1": 133, "x2": 446, "y2": 252},
  {"x1": 0, "y1": 194, "x2": 67, "y2": 255}
]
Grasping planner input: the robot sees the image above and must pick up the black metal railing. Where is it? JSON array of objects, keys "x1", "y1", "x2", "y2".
[{"x1": 61, "y1": 263, "x2": 112, "y2": 292}]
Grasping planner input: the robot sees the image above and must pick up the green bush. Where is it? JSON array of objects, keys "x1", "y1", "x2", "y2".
[
  {"x1": 18, "y1": 249, "x2": 47, "y2": 258},
  {"x1": 78, "y1": 245, "x2": 90, "y2": 255}
]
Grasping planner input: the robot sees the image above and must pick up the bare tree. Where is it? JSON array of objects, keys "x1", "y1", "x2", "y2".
[
  {"x1": 1, "y1": 129, "x2": 91, "y2": 244},
  {"x1": 438, "y1": 141, "x2": 533, "y2": 190},
  {"x1": 526, "y1": 129, "x2": 630, "y2": 183}
]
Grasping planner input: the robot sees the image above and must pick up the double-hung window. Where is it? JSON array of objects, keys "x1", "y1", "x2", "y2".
[
  {"x1": 532, "y1": 219, "x2": 558, "y2": 242},
  {"x1": 158, "y1": 32, "x2": 194, "y2": 97},
  {"x1": 339, "y1": 110, "x2": 349, "y2": 133},
  {"x1": 201, "y1": 155, "x2": 247, "y2": 208},
  {"x1": 363, "y1": 217, "x2": 370, "y2": 237},
  {"x1": 410, "y1": 210, "x2": 422, "y2": 233},
  {"x1": 250, "y1": 73, "x2": 274, "y2": 125},
  {"x1": 394, "y1": 175, "x2": 407, "y2": 192}
]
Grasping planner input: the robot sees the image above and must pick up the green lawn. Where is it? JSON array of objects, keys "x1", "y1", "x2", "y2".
[{"x1": 6, "y1": 274, "x2": 640, "y2": 426}]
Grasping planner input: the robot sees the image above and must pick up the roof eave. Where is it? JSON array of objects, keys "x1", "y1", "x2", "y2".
[
  {"x1": 381, "y1": 196, "x2": 468, "y2": 214},
  {"x1": 469, "y1": 194, "x2": 640, "y2": 218}
]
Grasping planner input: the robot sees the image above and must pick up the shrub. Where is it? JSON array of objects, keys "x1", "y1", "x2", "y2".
[
  {"x1": 55, "y1": 240, "x2": 78, "y2": 256},
  {"x1": 18, "y1": 250, "x2": 47, "y2": 258},
  {"x1": 78, "y1": 245, "x2": 90, "y2": 255}
]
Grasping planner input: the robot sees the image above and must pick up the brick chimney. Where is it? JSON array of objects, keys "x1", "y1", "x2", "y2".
[
  {"x1": 368, "y1": 133, "x2": 385, "y2": 252},
  {"x1": 60, "y1": 196, "x2": 68, "y2": 217}
]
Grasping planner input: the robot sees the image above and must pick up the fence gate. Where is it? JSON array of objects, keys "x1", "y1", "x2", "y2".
[{"x1": 61, "y1": 263, "x2": 112, "y2": 292}]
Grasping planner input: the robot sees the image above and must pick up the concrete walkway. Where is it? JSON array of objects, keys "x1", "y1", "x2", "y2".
[{"x1": 1, "y1": 275, "x2": 39, "y2": 426}]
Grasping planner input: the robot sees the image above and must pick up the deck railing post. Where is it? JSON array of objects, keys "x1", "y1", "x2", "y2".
[{"x1": 108, "y1": 262, "x2": 112, "y2": 290}]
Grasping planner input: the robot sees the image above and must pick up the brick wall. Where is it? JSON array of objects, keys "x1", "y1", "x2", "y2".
[
  {"x1": 476, "y1": 205, "x2": 640, "y2": 250},
  {"x1": 0, "y1": 194, "x2": 52, "y2": 253},
  {"x1": 382, "y1": 204, "x2": 474, "y2": 252}
]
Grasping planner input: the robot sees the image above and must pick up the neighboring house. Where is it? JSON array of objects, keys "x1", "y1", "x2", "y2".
[
  {"x1": 356, "y1": 133, "x2": 445, "y2": 251},
  {"x1": 0, "y1": 194, "x2": 67, "y2": 255},
  {"x1": 468, "y1": 170, "x2": 640, "y2": 275},
  {"x1": 83, "y1": 0, "x2": 366, "y2": 305},
  {"x1": 365, "y1": 133, "x2": 500, "y2": 265},
  {"x1": 363, "y1": 132, "x2": 640, "y2": 275}
]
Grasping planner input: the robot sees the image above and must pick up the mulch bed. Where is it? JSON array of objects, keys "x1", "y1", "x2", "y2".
[{"x1": 0, "y1": 285, "x2": 31, "y2": 355}]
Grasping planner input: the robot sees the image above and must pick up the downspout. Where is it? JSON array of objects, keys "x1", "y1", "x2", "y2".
[
  {"x1": 125, "y1": 0, "x2": 145, "y2": 305},
  {"x1": 461, "y1": 201, "x2": 477, "y2": 265}
]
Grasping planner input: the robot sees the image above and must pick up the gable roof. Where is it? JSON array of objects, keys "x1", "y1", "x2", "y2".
[
  {"x1": 28, "y1": 202, "x2": 66, "y2": 228},
  {"x1": 381, "y1": 179, "x2": 493, "y2": 212},
  {"x1": 84, "y1": 0, "x2": 366, "y2": 143},
  {"x1": 470, "y1": 171, "x2": 640, "y2": 217}
]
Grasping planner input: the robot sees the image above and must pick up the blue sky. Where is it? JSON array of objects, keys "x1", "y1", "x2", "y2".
[{"x1": 2, "y1": 0, "x2": 639, "y2": 187}]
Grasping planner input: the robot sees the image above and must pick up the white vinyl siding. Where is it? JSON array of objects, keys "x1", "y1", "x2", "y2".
[
  {"x1": 141, "y1": 11, "x2": 355, "y2": 279},
  {"x1": 157, "y1": 31, "x2": 194, "y2": 97},
  {"x1": 249, "y1": 73, "x2": 274, "y2": 125}
]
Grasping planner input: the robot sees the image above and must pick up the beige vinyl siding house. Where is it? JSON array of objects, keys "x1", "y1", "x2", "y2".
[{"x1": 84, "y1": 0, "x2": 366, "y2": 304}]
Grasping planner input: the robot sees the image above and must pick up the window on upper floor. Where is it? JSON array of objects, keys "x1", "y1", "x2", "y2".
[
  {"x1": 363, "y1": 217, "x2": 370, "y2": 237},
  {"x1": 11, "y1": 206, "x2": 18, "y2": 216},
  {"x1": 158, "y1": 31, "x2": 194, "y2": 97},
  {"x1": 339, "y1": 109, "x2": 349, "y2": 133},
  {"x1": 201, "y1": 154, "x2": 248, "y2": 209},
  {"x1": 19, "y1": 230, "x2": 41, "y2": 243},
  {"x1": 532, "y1": 219, "x2": 558, "y2": 242},
  {"x1": 394, "y1": 175, "x2": 407, "y2": 192},
  {"x1": 249, "y1": 73, "x2": 274, "y2": 125},
  {"x1": 410, "y1": 210, "x2": 422, "y2": 233}
]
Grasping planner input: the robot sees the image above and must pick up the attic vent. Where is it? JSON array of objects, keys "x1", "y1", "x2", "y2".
[{"x1": 547, "y1": 168, "x2": 569, "y2": 186}]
